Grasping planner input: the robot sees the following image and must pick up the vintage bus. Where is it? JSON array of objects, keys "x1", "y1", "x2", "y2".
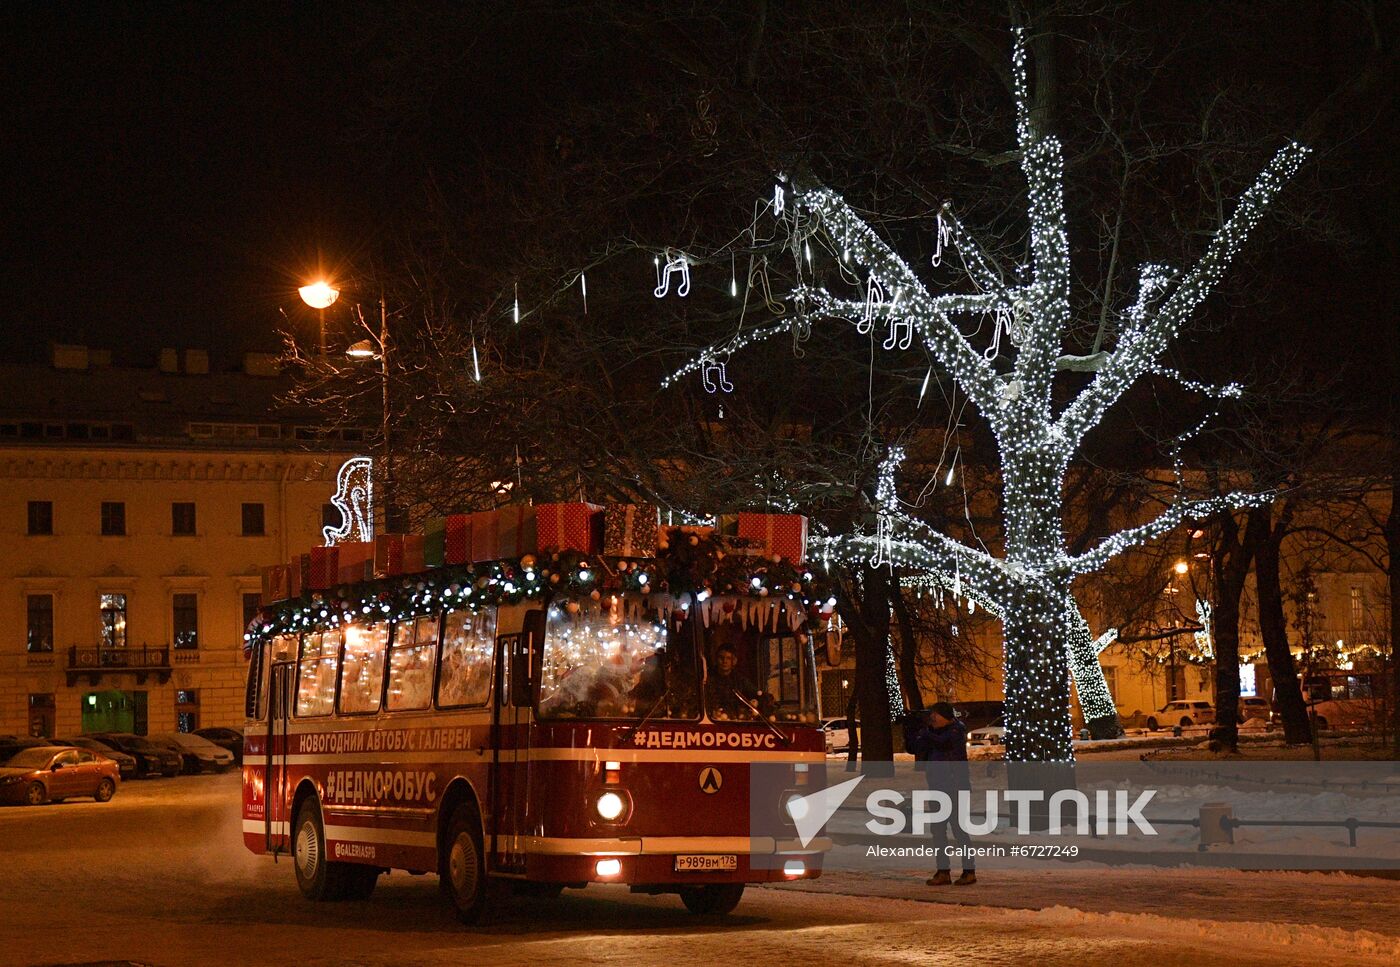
[{"x1": 242, "y1": 574, "x2": 828, "y2": 921}]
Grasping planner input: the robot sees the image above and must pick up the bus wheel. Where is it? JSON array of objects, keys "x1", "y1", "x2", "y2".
[
  {"x1": 441, "y1": 801, "x2": 488, "y2": 923},
  {"x1": 293, "y1": 799, "x2": 344, "y2": 901},
  {"x1": 680, "y1": 884, "x2": 745, "y2": 915}
]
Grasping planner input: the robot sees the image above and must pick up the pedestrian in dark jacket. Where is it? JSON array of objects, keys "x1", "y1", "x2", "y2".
[{"x1": 904, "y1": 702, "x2": 976, "y2": 886}]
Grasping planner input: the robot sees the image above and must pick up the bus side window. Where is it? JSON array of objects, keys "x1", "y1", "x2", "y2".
[
  {"x1": 387, "y1": 615, "x2": 438, "y2": 711},
  {"x1": 437, "y1": 607, "x2": 496, "y2": 708},
  {"x1": 296, "y1": 632, "x2": 338, "y2": 717},
  {"x1": 339, "y1": 623, "x2": 390, "y2": 714}
]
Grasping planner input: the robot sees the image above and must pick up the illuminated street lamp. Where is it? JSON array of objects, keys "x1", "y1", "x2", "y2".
[
  {"x1": 299, "y1": 280, "x2": 340, "y2": 356},
  {"x1": 1173, "y1": 560, "x2": 1190, "y2": 576},
  {"x1": 345, "y1": 339, "x2": 378, "y2": 360}
]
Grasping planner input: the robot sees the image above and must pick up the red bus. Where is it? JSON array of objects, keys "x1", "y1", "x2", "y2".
[{"x1": 242, "y1": 576, "x2": 827, "y2": 921}]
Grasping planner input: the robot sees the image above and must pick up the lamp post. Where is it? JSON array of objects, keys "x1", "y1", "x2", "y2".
[{"x1": 344, "y1": 297, "x2": 395, "y2": 533}]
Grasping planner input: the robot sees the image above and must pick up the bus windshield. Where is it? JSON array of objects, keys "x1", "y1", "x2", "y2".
[
  {"x1": 703, "y1": 626, "x2": 819, "y2": 725},
  {"x1": 537, "y1": 602, "x2": 699, "y2": 720}
]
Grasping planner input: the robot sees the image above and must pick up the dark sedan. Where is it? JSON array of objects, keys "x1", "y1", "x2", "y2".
[
  {"x1": 83, "y1": 733, "x2": 181, "y2": 778},
  {"x1": 0, "y1": 735, "x2": 48, "y2": 764},
  {"x1": 193, "y1": 726, "x2": 244, "y2": 765},
  {"x1": 0, "y1": 746, "x2": 120, "y2": 805},
  {"x1": 50, "y1": 736, "x2": 138, "y2": 780}
]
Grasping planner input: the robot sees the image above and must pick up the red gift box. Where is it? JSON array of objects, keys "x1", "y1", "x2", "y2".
[
  {"x1": 603, "y1": 503, "x2": 660, "y2": 557},
  {"x1": 261, "y1": 564, "x2": 291, "y2": 602},
  {"x1": 536, "y1": 502, "x2": 603, "y2": 554},
  {"x1": 374, "y1": 534, "x2": 405, "y2": 578},
  {"x1": 737, "y1": 512, "x2": 808, "y2": 563},
  {"x1": 403, "y1": 534, "x2": 426, "y2": 574},
  {"x1": 288, "y1": 556, "x2": 305, "y2": 598},
  {"x1": 336, "y1": 541, "x2": 373, "y2": 583},
  {"x1": 470, "y1": 506, "x2": 538, "y2": 562},
  {"x1": 425, "y1": 515, "x2": 472, "y2": 566},
  {"x1": 306, "y1": 546, "x2": 339, "y2": 590}
]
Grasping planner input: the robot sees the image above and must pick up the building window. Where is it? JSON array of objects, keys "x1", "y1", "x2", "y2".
[
  {"x1": 26, "y1": 595, "x2": 54, "y2": 653},
  {"x1": 175, "y1": 690, "x2": 199, "y2": 732},
  {"x1": 172, "y1": 502, "x2": 196, "y2": 536},
  {"x1": 101, "y1": 501, "x2": 126, "y2": 536},
  {"x1": 1101, "y1": 665, "x2": 1118, "y2": 702},
  {"x1": 242, "y1": 592, "x2": 262, "y2": 631},
  {"x1": 1167, "y1": 666, "x2": 1186, "y2": 702},
  {"x1": 100, "y1": 593, "x2": 128, "y2": 648},
  {"x1": 322, "y1": 502, "x2": 343, "y2": 532},
  {"x1": 173, "y1": 593, "x2": 199, "y2": 650},
  {"x1": 28, "y1": 693, "x2": 56, "y2": 738},
  {"x1": 241, "y1": 502, "x2": 265, "y2": 536},
  {"x1": 27, "y1": 501, "x2": 53, "y2": 535},
  {"x1": 1349, "y1": 586, "x2": 1364, "y2": 641}
]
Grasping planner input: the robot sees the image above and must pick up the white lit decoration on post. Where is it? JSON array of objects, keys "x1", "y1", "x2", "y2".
[
  {"x1": 664, "y1": 28, "x2": 1308, "y2": 761},
  {"x1": 323, "y1": 456, "x2": 374, "y2": 545}
]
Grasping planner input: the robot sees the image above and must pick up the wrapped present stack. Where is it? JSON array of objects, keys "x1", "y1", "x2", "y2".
[
  {"x1": 260, "y1": 563, "x2": 292, "y2": 602},
  {"x1": 737, "y1": 512, "x2": 808, "y2": 563},
  {"x1": 536, "y1": 502, "x2": 603, "y2": 554},
  {"x1": 303, "y1": 546, "x2": 339, "y2": 590},
  {"x1": 337, "y1": 541, "x2": 374, "y2": 583},
  {"x1": 373, "y1": 534, "x2": 405, "y2": 578},
  {"x1": 603, "y1": 502, "x2": 660, "y2": 558}
]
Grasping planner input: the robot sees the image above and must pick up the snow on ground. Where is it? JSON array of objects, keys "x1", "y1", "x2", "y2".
[{"x1": 3, "y1": 773, "x2": 1400, "y2": 965}]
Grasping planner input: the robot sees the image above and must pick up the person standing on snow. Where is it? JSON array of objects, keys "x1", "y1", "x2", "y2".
[{"x1": 904, "y1": 702, "x2": 976, "y2": 886}]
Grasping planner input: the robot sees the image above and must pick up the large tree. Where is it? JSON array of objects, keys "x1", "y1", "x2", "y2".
[{"x1": 671, "y1": 28, "x2": 1308, "y2": 760}]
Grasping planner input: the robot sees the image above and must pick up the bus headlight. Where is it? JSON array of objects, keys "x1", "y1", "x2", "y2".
[
  {"x1": 783, "y1": 793, "x2": 810, "y2": 822},
  {"x1": 596, "y1": 791, "x2": 626, "y2": 821}
]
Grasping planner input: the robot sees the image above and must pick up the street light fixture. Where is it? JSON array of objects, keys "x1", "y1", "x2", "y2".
[
  {"x1": 345, "y1": 339, "x2": 378, "y2": 360},
  {"x1": 299, "y1": 280, "x2": 341, "y2": 356}
]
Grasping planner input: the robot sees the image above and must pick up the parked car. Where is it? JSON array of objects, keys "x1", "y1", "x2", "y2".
[
  {"x1": 0, "y1": 735, "x2": 48, "y2": 765},
  {"x1": 823, "y1": 718, "x2": 859, "y2": 753},
  {"x1": 148, "y1": 732, "x2": 235, "y2": 773},
  {"x1": 967, "y1": 716, "x2": 1005, "y2": 746},
  {"x1": 0, "y1": 745, "x2": 120, "y2": 805},
  {"x1": 1237, "y1": 697, "x2": 1272, "y2": 724},
  {"x1": 193, "y1": 726, "x2": 244, "y2": 764},
  {"x1": 84, "y1": 733, "x2": 181, "y2": 777},
  {"x1": 954, "y1": 701, "x2": 1005, "y2": 732},
  {"x1": 1145, "y1": 700, "x2": 1216, "y2": 730},
  {"x1": 49, "y1": 736, "x2": 137, "y2": 779}
]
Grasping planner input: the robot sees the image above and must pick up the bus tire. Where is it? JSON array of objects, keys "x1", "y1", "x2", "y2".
[
  {"x1": 680, "y1": 884, "x2": 745, "y2": 915},
  {"x1": 440, "y1": 801, "x2": 488, "y2": 923},
  {"x1": 293, "y1": 798, "x2": 346, "y2": 902}
]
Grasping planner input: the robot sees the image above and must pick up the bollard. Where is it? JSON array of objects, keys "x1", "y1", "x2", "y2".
[{"x1": 1199, "y1": 802, "x2": 1234, "y2": 849}]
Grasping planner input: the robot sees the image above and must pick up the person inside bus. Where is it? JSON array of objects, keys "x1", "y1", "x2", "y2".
[
  {"x1": 705, "y1": 643, "x2": 760, "y2": 720},
  {"x1": 630, "y1": 643, "x2": 699, "y2": 717}
]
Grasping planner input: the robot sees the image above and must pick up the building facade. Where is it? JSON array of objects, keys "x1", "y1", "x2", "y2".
[{"x1": 1, "y1": 347, "x2": 353, "y2": 738}]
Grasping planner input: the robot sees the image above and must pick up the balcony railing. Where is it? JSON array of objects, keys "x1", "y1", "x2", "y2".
[{"x1": 66, "y1": 645, "x2": 172, "y2": 686}]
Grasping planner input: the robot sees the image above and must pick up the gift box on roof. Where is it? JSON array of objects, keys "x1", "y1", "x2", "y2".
[
  {"x1": 336, "y1": 541, "x2": 373, "y2": 583},
  {"x1": 288, "y1": 556, "x2": 305, "y2": 598},
  {"x1": 470, "y1": 505, "x2": 538, "y2": 562},
  {"x1": 261, "y1": 564, "x2": 291, "y2": 602},
  {"x1": 306, "y1": 546, "x2": 339, "y2": 590},
  {"x1": 373, "y1": 534, "x2": 405, "y2": 578},
  {"x1": 402, "y1": 534, "x2": 426, "y2": 574},
  {"x1": 536, "y1": 502, "x2": 603, "y2": 554},
  {"x1": 603, "y1": 503, "x2": 660, "y2": 558},
  {"x1": 737, "y1": 512, "x2": 808, "y2": 563},
  {"x1": 717, "y1": 513, "x2": 740, "y2": 536},
  {"x1": 424, "y1": 515, "x2": 471, "y2": 567}
]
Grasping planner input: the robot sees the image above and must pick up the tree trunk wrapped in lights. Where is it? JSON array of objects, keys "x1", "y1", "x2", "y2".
[{"x1": 669, "y1": 29, "x2": 1308, "y2": 761}]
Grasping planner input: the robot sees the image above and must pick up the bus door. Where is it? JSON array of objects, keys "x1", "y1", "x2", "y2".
[
  {"x1": 266, "y1": 660, "x2": 296, "y2": 854},
  {"x1": 489, "y1": 610, "x2": 543, "y2": 873}
]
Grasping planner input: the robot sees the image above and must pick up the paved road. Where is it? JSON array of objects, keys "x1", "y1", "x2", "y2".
[{"x1": 3, "y1": 774, "x2": 1398, "y2": 966}]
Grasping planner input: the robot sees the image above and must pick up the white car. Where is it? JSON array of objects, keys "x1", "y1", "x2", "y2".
[
  {"x1": 823, "y1": 718, "x2": 859, "y2": 753},
  {"x1": 967, "y1": 717, "x2": 1005, "y2": 746},
  {"x1": 149, "y1": 732, "x2": 235, "y2": 773},
  {"x1": 1145, "y1": 700, "x2": 1215, "y2": 731}
]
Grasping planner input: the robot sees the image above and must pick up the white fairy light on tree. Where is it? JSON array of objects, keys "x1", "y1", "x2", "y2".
[{"x1": 664, "y1": 28, "x2": 1307, "y2": 761}]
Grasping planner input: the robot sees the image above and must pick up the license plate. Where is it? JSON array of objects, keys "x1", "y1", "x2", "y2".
[{"x1": 674, "y1": 854, "x2": 737, "y2": 872}]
